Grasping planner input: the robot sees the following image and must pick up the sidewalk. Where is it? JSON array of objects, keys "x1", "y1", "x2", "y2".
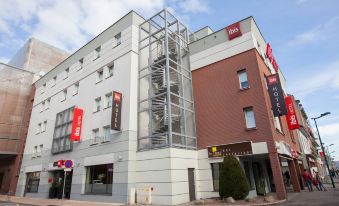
[{"x1": 0, "y1": 195, "x2": 123, "y2": 206}]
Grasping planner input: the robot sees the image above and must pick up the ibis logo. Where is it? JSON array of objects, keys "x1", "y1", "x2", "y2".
[{"x1": 226, "y1": 22, "x2": 242, "y2": 40}]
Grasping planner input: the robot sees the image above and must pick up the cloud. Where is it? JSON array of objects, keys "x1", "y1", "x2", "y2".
[
  {"x1": 288, "y1": 16, "x2": 339, "y2": 47},
  {"x1": 0, "y1": 0, "x2": 208, "y2": 55},
  {"x1": 296, "y1": 0, "x2": 308, "y2": 5},
  {"x1": 287, "y1": 60, "x2": 339, "y2": 98},
  {"x1": 178, "y1": 0, "x2": 210, "y2": 13},
  {"x1": 318, "y1": 123, "x2": 339, "y2": 161},
  {"x1": 0, "y1": 57, "x2": 10, "y2": 64}
]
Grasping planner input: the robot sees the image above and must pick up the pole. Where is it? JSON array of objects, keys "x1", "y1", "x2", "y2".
[
  {"x1": 62, "y1": 170, "x2": 67, "y2": 199},
  {"x1": 313, "y1": 118, "x2": 336, "y2": 188}
]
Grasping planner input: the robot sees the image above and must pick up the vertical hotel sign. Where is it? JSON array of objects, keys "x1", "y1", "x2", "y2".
[
  {"x1": 226, "y1": 22, "x2": 242, "y2": 40},
  {"x1": 266, "y1": 74, "x2": 287, "y2": 117},
  {"x1": 266, "y1": 43, "x2": 279, "y2": 72},
  {"x1": 285, "y1": 96, "x2": 300, "y2": 130},
  {"x1": 70, "y1": 108, "x2": 83, "y2": 141},
  {"x1": 111, "y1": 91, "x2": 122, "y2": 130}
]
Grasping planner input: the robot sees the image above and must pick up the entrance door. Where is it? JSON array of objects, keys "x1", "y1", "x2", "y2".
[
  {"x1": 63, "y1": 170, "x2": 73, "y2": 199},
  {"x1": 0, "y1": 172, "x2": 3, "y2": 191},
  {"x1": 252, "y1": 162, "x2": 265, "y2": 195},
  {"x1": 49, "y1": 170, "x2": 73, "y2": 199},
  {"x1": 188, "y1": 168, "x2": 196, "y2": 201}
]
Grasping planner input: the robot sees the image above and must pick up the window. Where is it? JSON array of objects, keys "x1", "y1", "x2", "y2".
[
  {"x1": 37, "y1": 123, "x2": 41, "y2": 134},
  {"x1": 94, "y1": 97, "x2": 101, "y2": 112},
  {"x1": 105, "y1": 93, "x2": 112, "y2": 108},
  {"x1": 41, "y1": 121, "x2": 47, "y2": 132},
  {"x1": 114, "y1": 33, "x2": 121, "y2": 46},
  {"x1": 96, "y1": 69, "x2": 103, "y2": 83},
  {"x1": 33, "y1": 146, "x2": 38, "y2": 157},
  {"x1": 244, "y1": 107, "x2": 256, "y2": 129},
  {"x1": 211, "y1": 163, "x2": 221, "y2": 191},
  {"x1": 85, "y1": 164, "x2": 113, "y2": 194},
  {"x1": 273, "y1": 111, "x2": 282, "y2": 132},
  {"x1": 52, "y1": 76, "x2": 57, "y2": 87},
  {"x1": 103, "y1": 126, "x2": 110, "y2": 142},
  {"x1": 41, "y1": 101, "x2": 45, "y2": 112},
  {"x1": 61, "y1": 89, "x2": 67, "y2": 101},
  {"x1": 38, "y1": 144, "x2": 43, "y2": 156},
  {"x1": 51, "y1": 107, "x2": 74, "y2": 154},
  {"x1": 106, "y1": 63, "x2": 114, "y2": 78},
  {"x1": 95, "y1": 46, "x2": 101, "y2": 59},
  {"x1": 64, "y1": 68, "x2": 69, "y2": 79},
  {"x1": 73, "y1": 82, "x2": 79, "y2": 95},
  {"x1": 26, "y1": 172, "x2": 40, "y2": 193},
  {"x1": 92, "y1": 128, "x2": 99, "y2": 143},
  {"x1": 238, "y1": 70, "x2": 249, "y2": 89},
  {"x1": 41, "y1": 83, "x2": 46, "y2": 94},
  {"x1": 46, "y1": 98, "x2": 50, "y2": 110},
  {"x1": 79, "y1": 58, "x2": 84, "y2": 70}
]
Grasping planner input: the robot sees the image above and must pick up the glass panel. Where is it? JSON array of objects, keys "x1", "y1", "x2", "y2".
[{"x1": 245, "y1": 108, "x2": 256, "y2": 128}]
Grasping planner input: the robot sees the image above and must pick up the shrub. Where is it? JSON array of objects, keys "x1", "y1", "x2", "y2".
[{"x1": 219, "y1": 155, "x2": 250, "y2": 200}]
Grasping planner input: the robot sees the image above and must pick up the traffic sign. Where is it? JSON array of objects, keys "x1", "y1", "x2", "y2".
[{"x1": 64, "y1": 160, "x2": 74, "y2": 168}]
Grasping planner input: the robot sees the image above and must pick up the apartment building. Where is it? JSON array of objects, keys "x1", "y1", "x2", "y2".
[
  {"x1": 189, "y1": 17, "x2": 305, "y2": 200},
  {"x1": 17, "y1": 9, "x2": 313, "y2": 205}
]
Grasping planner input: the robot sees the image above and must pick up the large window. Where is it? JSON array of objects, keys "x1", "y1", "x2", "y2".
[
  {"x1": 211, "y1": 163, "x2": 221, "y2": 191},
  {"x1": 26, "y1": 172, "x2": 40, "y2": 193},
  {"x1": 85, "y1": 164, "x2": 113, "y2": 194},
  {"x1": 238, "y1": 70, "x2": 249, "y2": 89},
  {"x1": 244, "y1": 107, "x2": 256, "y2": 129},
  {"x1": 52, "y1": 107, "x2": 74, "y2": 154}
]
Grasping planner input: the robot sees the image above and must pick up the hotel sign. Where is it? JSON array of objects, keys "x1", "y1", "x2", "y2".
[
  {"x1": 266, "y1": 43, "x2": 279, "y2": 72},
  {"x1": 111, "y1": 91, "x2": 122, "y2": 130},
  {"x1": 226, "y1": 22, "x2": 242, "y2": 40},
  {"x1": 70, "y1": 107, "x2": 83, "y2": 141},
  {"x1": 207, "y1": 142, "x2": 252, "y2": 158},
  {"x1": 285, "y1": 96, "x2": 300, "y2": 130},
  {"x1": 266, "y1": 74, "x2": 287, "y2": 117}
]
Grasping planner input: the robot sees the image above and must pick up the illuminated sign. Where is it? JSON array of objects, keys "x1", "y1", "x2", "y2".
[
  {"x1": 207, "y1": 142, "x2": 252, "y2": 158},
  {"x1": 226, "y1": 22, "x2": 242, "y2": 40},
  {"x1": 266, "y1": 43, "x2": 279, "y2": 72},
  {"x1": 70, "y1": 107, "x2": 83, "y2": 141},
  {"x1": 266, "y1": 74, "x2": 287, "y2": 117},
  {"x1": 285, "y1": 96, "x2": 300, "y2": 130},
  {"x1": 111, "y1": 91, "x2": 122, "y2": 130}
]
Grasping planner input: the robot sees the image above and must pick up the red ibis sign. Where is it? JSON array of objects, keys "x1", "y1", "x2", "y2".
[
  {"x1": 70, "y1": 107, "x2": 83, "y2": 141},
  {"x1": 285, "y1": 96, "x2": 300, "y2": 130},
  {"x1": 266, "y1": 43, "x2": 279, "y2": 72},
  {"x1": 226, "y1": 22, "x2": 242, "y2": 40}
]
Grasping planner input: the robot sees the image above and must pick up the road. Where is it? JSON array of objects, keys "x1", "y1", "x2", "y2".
[
  {"x1": 0, "y1": 202, "x2": 35, "y2": 206},
  {"x1": 278, "y1": 183, "x2": 339, "y2": 206}
]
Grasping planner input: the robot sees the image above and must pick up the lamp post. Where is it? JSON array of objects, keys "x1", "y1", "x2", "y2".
[{"x1": 312, "y1": 112, "x2": 335, "y2": 188}]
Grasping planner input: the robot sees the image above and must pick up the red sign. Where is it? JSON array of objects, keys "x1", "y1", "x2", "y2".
[
  {"x1": 226, "y1": 22, "x2": 242, "y2": 40},
  {"x1": 111, "y1": 91, "x2": 122, "y2": 130},
  {"x1": 266, "y1": 43, "x2": 279, "y2": 72},
  {"x1": 70, "y1": 108, "x2": 83, "y2": 141},
  {"x1": 319, "y1": 151, "x2": 324, "y2": 157},
  {"x1": 285, "y1": 96, "x2": 300, "y2": 130},
  {"x1": 57, "y1": 160, "x2": 64, "y2": 168}
]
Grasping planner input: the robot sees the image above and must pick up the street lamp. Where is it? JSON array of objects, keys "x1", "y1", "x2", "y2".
[{"x1": 312, "y1": 112, "x2": 335, "y2": 188}]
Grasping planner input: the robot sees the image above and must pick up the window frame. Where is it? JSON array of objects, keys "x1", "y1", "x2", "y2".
[
  {"x1": 237, "y1": 69, "x2": 249, "y2": 90},
  {"x1": 94, "y1": 97, "x2": 101, "y2": 112},
  {"x1": 85, "y1": 164, "x2": 113, "y2": 195},
  {"x1": 26, "y1": 172, "x2": 40, "y2": 193},
  {"x1": 114, "y1": 33, "x2": 121, "y2": 47},
  {"x1": 243, "y1": 107, "x2": 256, "y2": 129}
]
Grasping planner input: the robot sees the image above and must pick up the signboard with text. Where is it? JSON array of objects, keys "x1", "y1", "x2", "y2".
[
  {"x1": 111, "y1": 91, "x2": 122, "y2": 130},
  {"x1": 226, "y1": 22, "x2": 242, "y2": 40},
  {"x1": 266, "y1": 43, "x2": 279, "y2": 72},
  {"x1": 285, "y1": 96, "x2": 300, "y2": 130},
  {"x1": 70, "y1": 107, "x2": 83, "y2": 141},
  {"x1": 266, "y1": 74, "x2": 287, "y2": 117},
  {"x1": 207, "y1": 142, "x2": 252, "y2": 158}
]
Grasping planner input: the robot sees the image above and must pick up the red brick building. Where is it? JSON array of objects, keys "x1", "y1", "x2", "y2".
[{"x1": 190, "y1": 17, "x2": 304, "y2": 199}]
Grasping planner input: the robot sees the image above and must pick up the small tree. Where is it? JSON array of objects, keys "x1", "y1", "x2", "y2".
[{"x1": 219, "y1": 155, "x2": 250, "y2": 200}]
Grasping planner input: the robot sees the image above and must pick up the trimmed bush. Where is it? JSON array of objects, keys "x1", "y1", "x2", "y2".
[{"x1": 219, "y1": 155, "x2": 250, "y2": 200}]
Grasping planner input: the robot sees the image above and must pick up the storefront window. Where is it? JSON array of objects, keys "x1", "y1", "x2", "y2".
[
  {"x1": 26, "y1": 172, "x2": 40, "y2": 193},
  {"x1": 85, "y1": 164, "x2": 113, "y2": 194},
  {"x1": 211, "y1": 163, "x2": 221, "y2": 191}
]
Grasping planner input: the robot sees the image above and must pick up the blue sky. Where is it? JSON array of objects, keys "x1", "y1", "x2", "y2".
[{"x1": 1, "y1": 0, "x2": 339, "y2": 160}]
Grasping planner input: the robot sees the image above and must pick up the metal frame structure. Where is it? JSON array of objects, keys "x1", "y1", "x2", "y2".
[{"x1": 138, "y1": 9, "x2": 197, "y2": 151}]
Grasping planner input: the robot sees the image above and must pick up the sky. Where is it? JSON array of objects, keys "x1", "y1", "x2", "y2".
[{"x1": 0, "y1": 0, "x2": 339, "y2": 160}]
